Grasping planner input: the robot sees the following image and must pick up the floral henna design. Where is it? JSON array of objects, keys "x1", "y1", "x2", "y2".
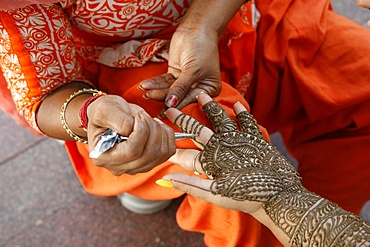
[
  {"x1": 199, "y1": 100, "x2": 370, "y2": 246},
  {"x1": 236, "y1": 111, "x2": 264, "y2": 139},
  {"x1": 202, "y1": 100, "x2": 237, "y2": 133},
  {"x1": 199, "y1": 103, "x2": 301, "y2": 199}
]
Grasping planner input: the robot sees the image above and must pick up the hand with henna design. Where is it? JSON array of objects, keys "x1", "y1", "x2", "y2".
[{"x1": 158, "y1": 93, "x2": 370, "y2": 247}]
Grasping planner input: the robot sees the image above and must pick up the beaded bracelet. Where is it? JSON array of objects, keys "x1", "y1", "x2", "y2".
[
  {"x1": 78, "y1": 92, "x2": 106, "y2": 131},
  {"x1": 60, "y1": 88, "x2": 105, "y2": 144}
]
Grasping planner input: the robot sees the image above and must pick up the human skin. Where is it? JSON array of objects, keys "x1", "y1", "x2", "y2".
[
  {"x1": 357, "y1": 0, "x2": 370, "y2": 26},
  {"x1": 138, "y1": 0, "x2": 247, "y2": 116},
  {"x1": 161, "y1": 93, "x2": 370, "y2": 246},
  {"x1": 37, "y1": 81, "x2": 176, "y2": 176},
  {"x1": 35, "y1": 0, "x2": 247, "y2": 175}
]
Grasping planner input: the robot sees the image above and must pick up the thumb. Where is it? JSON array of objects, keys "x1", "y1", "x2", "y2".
[
  {"x1": 168, "y1": 149, "x2": 204, "y2": 175},
  {"x1": 157, "y1": 173, "x2": 213, "y2": 198},
  {"x1": 157, "y1": 173, "x2": 262, "y2": 214}
]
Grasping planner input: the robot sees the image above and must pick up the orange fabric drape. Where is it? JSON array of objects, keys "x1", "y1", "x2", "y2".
[
  {"x1": 0, "y1": 2, "x2": 274, "y2": 246},
  {"x1": 60, "y1": 5, "x2": 282, "y2": 244},
  {"x1": 4, "y1": 0, "x2": 370, "y2": 245},
  {"x1": 65, "y1": 61, "x2": 282, "y2": 247},
  {"x1": 250, "y1": 0, "x2": 370, "y2": 215}
]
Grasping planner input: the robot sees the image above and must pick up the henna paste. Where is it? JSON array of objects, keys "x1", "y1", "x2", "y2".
[
  {"x1": 202, "y1": 101, "x2": 237, "y2": 133},
  {"x1": 174, "y1": 113, "x2": 204, "y2": 147},
  {"x1": 198, "y1": 100, "x2": 370, "y2": 246},
  {"x1": 174, "y1": 113, "x2": 204, "y2": 137}
]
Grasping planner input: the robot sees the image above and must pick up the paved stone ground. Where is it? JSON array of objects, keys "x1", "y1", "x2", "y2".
[{"x1": 0, "y1": 1, "x2": 369, "y2": 246}]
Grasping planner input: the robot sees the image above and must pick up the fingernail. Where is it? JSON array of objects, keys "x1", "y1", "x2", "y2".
[
  {"x1": 157, "y1": 111, "x2": 167, "y2": 119},
  {"x1": 138, "y1": 81, "x2": 151, "y2": 90},
  {"x1": 155, "y1": 179, "x2": 174, "y2": 188},
  {"x1": 165, "y1": 95, "x2": 178, "y2": 108},
  {"x1": 142, "y1": 93, "x2": 150, "y2": 100},
  {"x1": 160, "y1": 108, "x2": 168, "y2": 118}
]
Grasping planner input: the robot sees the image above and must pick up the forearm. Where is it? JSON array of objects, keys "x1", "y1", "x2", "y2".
[
  {"x1": 167, "y1": 96, "x2": 370, "y2": 246},
  {"x1": 37, "y1": 82, "x2": 94, "y2": 141},
  {"x1": 252, "y1": 186, "x2": 370, "y2": 246},
  {"x1": 179, "y1": 0, "x2": 247, "y2": 35}
]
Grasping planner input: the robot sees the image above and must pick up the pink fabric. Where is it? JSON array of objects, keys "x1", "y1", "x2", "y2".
[{"x1": 0, "y1": 0, "x2": 59, "y2": 10}]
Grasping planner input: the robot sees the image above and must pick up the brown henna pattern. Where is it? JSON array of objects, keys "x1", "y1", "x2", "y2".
[
  {"x1": 236, "y1": 111, "x2": 264, "y2": 139},
  {"x1": 195, "y1": 100, "x2": 370, "y2": 246},
  {"x1": 264, "y1": 187, "x2": 370, "y2": 246},
  {"x1": 174, "y1": 113, "x2": 204, "y2": 146},
  {"x1": 202, "y1": 101, "x2": 237, "y2": 133}
]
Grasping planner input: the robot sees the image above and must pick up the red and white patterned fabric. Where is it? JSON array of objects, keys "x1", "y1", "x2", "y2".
[
  {"x1": 0, "y1": 0, "x2": 193, "y2": 130},
  {"x1": 0, "y1": 0, "x2": 60, "y2": 11}
]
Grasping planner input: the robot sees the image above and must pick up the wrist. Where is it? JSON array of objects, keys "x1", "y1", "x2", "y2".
[
  {"x1": 61, "y1": 88, "x2": 105, "y2": 143},
  {"x1": 78, "y1": 91, "x2": 106, "y2": 131},
  {"x1": 263, "y1": 185, "x2": 369, "y2": 246},
  {"x1": 181, "y1": 0, "x2": 246, "y2": 36}
]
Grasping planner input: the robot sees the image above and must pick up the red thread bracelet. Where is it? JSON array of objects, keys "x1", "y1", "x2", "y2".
[{"x1": 79, "y1": 92, "x2": 106, "y2": 131}]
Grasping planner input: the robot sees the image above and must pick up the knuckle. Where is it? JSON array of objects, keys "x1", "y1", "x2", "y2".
[
  {"x1": 119, "y1": 118, "x2": 135, "y2": 134},
  {"x1": 189, "y1": 68, "x2": 202, "y2": 78},
  {"x1": 111, "y1": 169, "x2": 124, "y2": 176},
  {"x1": 175, "y1": 84, "x2": 189, "y2": 95},
  {"x1": 92, "y1": 160, "x2": 104, "y2": 167},
  {"x1": 126, "y1": 170, "x2": 138, "y2": 175},
  {"x1": 124, "y1": 146, "x2": 142, "y2": 160}
]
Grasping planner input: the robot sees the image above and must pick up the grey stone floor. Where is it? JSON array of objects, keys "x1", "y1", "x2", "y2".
[{"x1": 1, "y1": 1, "x2": 369, "y2": 246}]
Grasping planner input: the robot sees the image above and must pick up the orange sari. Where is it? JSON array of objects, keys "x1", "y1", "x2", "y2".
[
  {"x1": 3, "y1": 0, "x2": 369, "y2": 246},
  {"x1": 0, "y1": 1, "x2": 283, "y2": 246},
  {"x1": 250, "y1": 0, "x2": 370, "y2": 216}
]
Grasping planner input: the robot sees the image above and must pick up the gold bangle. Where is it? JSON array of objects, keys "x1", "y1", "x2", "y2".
[{"x1": 60, "y1": 88, "x2": 105, "y2": 144}]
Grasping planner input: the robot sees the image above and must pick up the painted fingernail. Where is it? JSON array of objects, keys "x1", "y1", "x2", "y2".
[
  {"x1": 142, "y1": 93, "x2": 150, "y2": 100},
  {"x1": 165, "y1": 95, "x2": 178, "y2": 108},
  {"x1": 155, "y1": 179, "x2": 174, "y2": 188}
]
